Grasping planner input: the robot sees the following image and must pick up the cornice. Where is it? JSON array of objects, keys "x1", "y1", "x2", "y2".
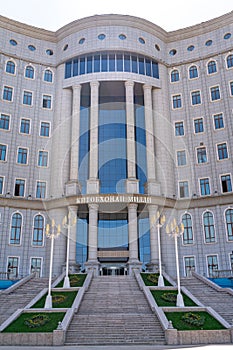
[{"x1": 0, "y1": 11, "x2": 232, "y2": 44}]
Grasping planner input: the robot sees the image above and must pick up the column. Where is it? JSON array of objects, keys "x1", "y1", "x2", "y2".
[
  {"x1": 143, "y1": 85, "x2": 160, "y2": 195},
  {"x1": 147, "y1": 204, "x2": 159, "y2": 272},
  {"x1": 68, "y1": 206, "x2": 78, "y2": 266},
  {"x1": 87, "y1": 81, "x2": 99, "y2": 194},
  {"x1": 85, "y1": 204, "x2": 100, "y2": 275},
  {"x1": 66, "y1": 85, "x2": 82, "y2": 196},
  {"x1": 127, "y1": 204, "x2": 142, "y2": 274},
  {"x1": 125, "y1": 81, "x2": 139, "y2": 193}
]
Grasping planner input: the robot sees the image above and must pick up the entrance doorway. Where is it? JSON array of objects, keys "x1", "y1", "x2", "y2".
[{"x1": 101, "y1": 265, "x2": 127, "y2": 276}]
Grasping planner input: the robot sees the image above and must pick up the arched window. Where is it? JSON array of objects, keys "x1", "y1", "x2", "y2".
[
  {"x1": 189, "y1": 65, "x2": 198, "y2": 79},
  {"x1": 203, "y1": 211, "x2": 215, "y2": 243},
  {"x1": 207, "y1": 61, "x2": 217, "y2": 74},
  {"x1": 182, "y1": 213, "x2": 193, "y2": 245},
  {"x1": 32, "y1": 214, "x2": 44, "y2": 246},
  {"x1": 44, "y1": 69, "x2": 53, "y2": 82},
  {"x1": 10, "y1": 212, "x2": 22, "y2": 245},
  {"x1": 227, "y1": 54, "x2": 233, "y2": 69},
  {"x1": 6, "y1": 61, "x2": 15, "y2": 74},
  {"x1": 171, "y1": 69, "x2": 179, "y2": 82},
  {"x1": 25, "y1": 65, "x2": 34, "y2": 79},
  {"x1": 225, "y1": 209, "x2": 233, "y2": 241}
]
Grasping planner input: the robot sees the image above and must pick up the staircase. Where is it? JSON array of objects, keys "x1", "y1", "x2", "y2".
[
  {"x1": 0, "y1": 277, "x2": 48, "y2": 325},
  {"x1": 65, "y1": 275, "x2": 166, "y2": 345},
  {"x1": 181, "y1": 275, "x2": 233, "y2": 325}
]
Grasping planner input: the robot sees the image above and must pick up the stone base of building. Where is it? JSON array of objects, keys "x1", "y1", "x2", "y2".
[
  {"x1": 62, "y1": 261, "x2": 81, "y2": 274},
  {"x1": 126, "y1": 260, "x2": 143, "y2": 275},
  {"x1": 65, "y1": 181, "x2": 81, "y2": 196},
  {"x1": 84, "y1": 260, "x2": 100, "y2": 276}
]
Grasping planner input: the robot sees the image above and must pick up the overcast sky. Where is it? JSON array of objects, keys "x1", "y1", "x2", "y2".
[{"x1": 0, "y1": 0, "x2": 232, "y2": 31}]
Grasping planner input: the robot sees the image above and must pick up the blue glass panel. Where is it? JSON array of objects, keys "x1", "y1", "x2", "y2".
[
  {"x1": 139, "y1": 57, "x2": 145, "y2": 75},
  {"x1": 132, "y1": 56, "x2": 138, "y2": 73},
  {"x1": 109, "y1": 54, "x2": 115, "y2": 71},
  {"x1": 145, "y1": 58, "x2": 151, "y2": 76},
  {"x1": 80, "y1": 57, "x2": 85, "y2": 75},
  {"x1": 138, "y1": 218, "x2": 150, "y2": 270},
  {"x1": 116, "y1": 54, "x2": 123, "y2": 71},
  {"x1": 101, "y1": 54, "x2": 108, "y2": 72},
  {"x1": 76, "y1": 218, "x2": 88, "y2": 270},
  {"x1": 65, "y1": 61, "x2": 72, "y2": 78},
  {"x1": 98, "y1": 219, "x2": 128, "y2": 249},
  {"x1": 87, "y1": 56, "x2": 92, "y2": 73},
  {"x1": 94, "y1": 55, "x2": 100, "y2": 72},
  {"x1": 73, "y1": 59, "x2": 79, "y2": 76},
  {"x1": 135, "y1": 101, "x2": 147, "y2": 193},
  {"x1": 124, "y1": 54, "x2": 130, "y2": 72},
  {"x1": 152, "y1": 61, "x2": 159, "y2": 79}
]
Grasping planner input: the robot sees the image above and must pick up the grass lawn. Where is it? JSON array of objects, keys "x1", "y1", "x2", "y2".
[
  {"x1": 2, "y1": 312, "x2": 65, "y2": 333},
  {"x1": 55, "y1": 274, "x2": 87, "y2": 288},
  {"x1": 141, "y1": 273, "x2": 172, "y2": 286},
  {"x1": 31, "y1": 290, "x2": 78, "y2": 309},
  {"x1": 151, "y1": 289, "x2": 197, "y2": 307},
  {"x1": 165, "y1": 311, "x2": 226, "y2": 331}
]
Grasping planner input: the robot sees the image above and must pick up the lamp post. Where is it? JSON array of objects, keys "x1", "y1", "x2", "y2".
[
  {"x1": 44, "y1": 219, "x2": 61, "y2": 309},
  {"x1": 152, "y1": 211, "x2": 166, "y2": 287},
  {"x1": 62, "y1": 212, "x2": 77, "y2": 288},
  {"x1": 166, "y1": 218, "x2": 185, "y2": 307}
]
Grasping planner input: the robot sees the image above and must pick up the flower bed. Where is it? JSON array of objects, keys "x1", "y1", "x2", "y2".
[
  {"x1": 151, "y1": 290, "x2": 197, "y2": 307},
  {"x1": 140, "y1": 273, "x2": 171, "y2": 286}
]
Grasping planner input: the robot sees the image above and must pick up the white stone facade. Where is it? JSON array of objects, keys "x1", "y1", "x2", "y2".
[{"x1": 0, "y1": 12, "x2": 233, "y2": 279}]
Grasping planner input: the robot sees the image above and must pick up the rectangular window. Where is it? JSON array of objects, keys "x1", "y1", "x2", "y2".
[
  {"x1": 197, "y1": 147, "x2": 207, "y2": 164},
  {"x1": 0, "y1": 176, "x2": 4, "y2": 194},
  {"x1": 177, "y1": 150, "x2": 186, "y2": 166},
  {"x1": 210, "y1": 86, "x2": 221, "y2": 101},
  {"x1": 101, "y1": 54, "x2": 108, "y2": 72},
  {"x1": 217, "y1": 143, "x2": 228, "y2": 160},
  {"x1": 42, "y1": 95, "x2": 52, "y2": 109},
  {"x1": 14, "y1": 179, "x2": 25, "y2": 197},
  {"x1": 230, "y1": 81, "x2": 233, "y2": 96},
  {"x1": 3, "y1": 86, "x2": 13, "y2": 101},
  {"x1": 17, "y1": 147, "x2": 28, "y2": 165},
  {"x1": 191, "y1": 91, "x2": 201, "y2": 105},
  {"x1": 94, "y1": 55, "x2": 100, "y2": 72},
  {"x1": 200, "y1": 178, "x2": 210, "y2": 196},
  {"x1": 40, "y1": 122, "x2": 50, "y2": 137},
  {"x1": 175, "y1": 121, "x2": 184, "y2": 136},
  {"x1": 207, "y1": 255, "x2": 218, "y2": 277},
  {"x1": 87, "y1": 56, "x2": 93, "y2": 73},
  {"x1": 7, "y1": 257, "x2": 19, "y2": 278},
  {"x1": 131, "y1": 56, "x2": 138, "y2": 73},
  {"x1": 23, "y1": 91, "x2": 32, "y2": 105},
  {"x1": 0, "y1": 114, "x2": 10, "y2": 130},
  {"x1": 30, "y1": 258, "x2": 42, "y2": 277},
  {"x1": 172, "y1": 94, "x2": 182, "y2": 109},
  {"x1": 230, "y1": 253, "x2": 233, "y2": 270},
  {"x1": 0, "y1": 144, "x2": 7, "y2": 161},
  {"x1": 221, "y1": 174, "x2": 232, "y2": 193},
  {"x1": 213, "y1": 113, "x2": 224, "y2": 129},
  {"x1": 36, "y1": 181, "x2": 46, "y2": 198},
  {"x1": 179, "y1": 181, "x2": 189, "y2": 198},
  {"x1": 194, "y1": 118, "x2": 204, "y2": 133},
  {"x1": 38, "y1": 151, "x2": 48, "y2": 167},
  {"x1": 184, "y1": 256, "x2": 196, "y2": 277},
  {"x1": 20, "y1": 119, "x2": 30, "y2": 134}
]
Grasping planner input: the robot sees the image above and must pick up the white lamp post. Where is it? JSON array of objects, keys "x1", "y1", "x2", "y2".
[
  {"x1": 62, "y1": 213, "x2": 77, "y2": 288},
  {"x1": 44, "y1": 220, "x2": 61, "y2": 309},
  {"x1": 152, "y1": 211, "x2": 166, "y2": 287},
  {"x1": 166, "y1": 218, "x2": 185, "y2": 307}
]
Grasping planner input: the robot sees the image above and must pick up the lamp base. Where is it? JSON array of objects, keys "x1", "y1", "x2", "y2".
[
  {"x1": 176, "y1": 292, "x2": 185, "y2": 307},
  {"x1": 44, "y1": 294, "x2": 52, "y2": 309},
  {"x1": 63, "y1": 276, "x2": 70, "y2": 288},
  {"x1": 158, "y1": 274, "x2": 165, "y2": 287}
]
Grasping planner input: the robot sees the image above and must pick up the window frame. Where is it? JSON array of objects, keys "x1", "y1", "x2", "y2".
[
  {"x1": 3, "y1": 86, "x2": 13, "y2": 102},
  {"x1": 17, "y1": 147, "x2": 29, "y2": 165},
  {"x1": 199, "y1": 177, "x2": 211, "y2": 196},
  {"x1": 9, "y1": 211, "x2": 23, "y2": 246},
  {"x1": 19, "y1": 118, "x2": 31, "y2": 135},
  {"x1": 37, "y1": 150, "x2": 49, "y2": 167},
  {"x1": 22, "y1": 90, "x2": 33, "y2": 106},
  {"x1": 0, "y1": 143, "x2": 8, "y2": 162},
  {"x1": 179, "y1": 180, "x2": 189, "y2": 198},
  {"x1": 210, "y1": 85, "x2": 221, "y2": 102},
  {"x1": 191, "y1": 90, "x2": 202, "y2": 106},
  {"x1": 207, "y1": 60, "x2": 217, "y2": 75},
  {"x1": 226, "y1": 54, "x2": 233, "y2": 69},
  {"x1": 174, "y1": 121, "x2": 185, "y2": 136},
  {"x1": 7, "y1": 256, "x2": 20, "y2": 279},
  {"x1": 39, "y1": 121, "x2": 51, "y2": 138},
  {"x1": 196, "y1": 146, "x2": 207, "y2": 164},
  {"x1": 14, "y1": 178, "x2": 26, "y2": 197},
  {"x1": 43, "y1": 69, "x2": 53, "y2": 83},
  {"x1": 35, "y1": 181, "x2": 47, "y2": 199},
  {"x1": 181, "y1": 212, "x2": 194, "y2": 245},
  {"x1": 177, "y1": 150, "x2": 187, "y2": 167},
  {"x1": 183, "y1": 256, "x2": 196, "y2": 277},
  {"x1": 170, "y1": 69, "x2": 180, "y2": 83},
  {"x1": 0, "y1": 175, "x2": 5, "y2": 195},
  {"x1": 42, "y1": 94, "x2": 52, "y2": 109},
  {"x1": 206, "y1": 254, "x2": 219, "y2": 278},
  {"x1": 32, "y1": 214, "x2": 45, "y2": 247},
  {"x1": 188, "y1": 65, "x2": 199, "y2": 79},
  {"x1": 172, "y1": 94, "x2": 182, "y2": 109},
  {"x1": 30, "y1": 257, "x2": 43, "y2": 277},
  {"x1": 5, "y1": 60, "x2": 16, "y2": 75},
  {"x1": 224, "y1": 208, "x2": 233, "y2": 242},
  {"x1": 25, "y1": 65, "x2": 35, "y2": 79},
  {"x1": 229, "y1": 81, "x2": 233, "y2": 96},
  {"x1": 217, "y1": 142, "x2": 229, "y2": 161},
  {"x1": 202, "y1": 210, "x2": 216, "y2": 244},
  {"x1": 0, "y1": 113, "x2": 11, "y2": 131},
  {"x1": 213, "y1": 112, "x2": 224, "y2": 130},
  {"x1": 220, "y1": 173, "x2": 232, "y2": 194},
  {"x1": 194, "y1": 117, "x2": 204, "y2": 134}
]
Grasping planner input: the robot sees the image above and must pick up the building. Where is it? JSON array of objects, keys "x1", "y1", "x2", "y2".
[{"x1": 0, "y1": 11, "x2": 233, "y2": 279}]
